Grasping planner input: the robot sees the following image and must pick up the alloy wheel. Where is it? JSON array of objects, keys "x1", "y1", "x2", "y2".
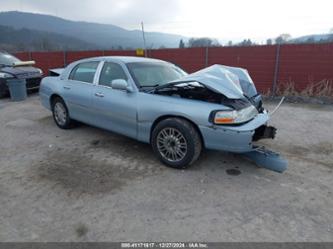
[{"x1": 156, "y1": 127, "x2": 188, "y2": 162}]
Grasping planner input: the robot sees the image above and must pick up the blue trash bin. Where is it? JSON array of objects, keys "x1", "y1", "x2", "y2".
[{"x1": 6, "y1": 79, "x2": 27, "y2": 101}]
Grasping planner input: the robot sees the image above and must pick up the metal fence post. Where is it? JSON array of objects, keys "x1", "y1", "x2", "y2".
[
  {"x1": 205, "y1": 47, "x2": 209, "y2": 67},
  {"x1": 63, "y1": 51, "x2": 67, "y2": 67},
  {"x1": 28, "y1": 51, "x2": 32, "y2": 61},
  {"x1": 272, "y1": 44, "x2": 281, "y2": 96}
]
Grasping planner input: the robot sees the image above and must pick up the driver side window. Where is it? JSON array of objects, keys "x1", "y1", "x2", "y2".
[{"x1": 99, "y1": 62, "x2": 127, "y2": 87}]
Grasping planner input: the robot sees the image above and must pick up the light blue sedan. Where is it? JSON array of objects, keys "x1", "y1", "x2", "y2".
[{"x1": 40, "y1": 56, "x2": 285, "y2": 171}]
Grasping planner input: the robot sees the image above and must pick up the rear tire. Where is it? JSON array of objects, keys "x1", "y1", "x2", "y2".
[
  {"x1": 51, "y1": 97, "x2": 73, "y2": 129},
  {"x1": 0, "y1": 81, "x2": 8, "y2": 98},
  {"x1": 151, "y1": 118, "x2": 202, "y2": 169}
]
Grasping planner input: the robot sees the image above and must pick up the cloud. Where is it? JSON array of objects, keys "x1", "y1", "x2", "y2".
[
  {"x1": 1, "y1": 0, "x2": 182, "y2": 28},
  {"x1": 1, "y1": 0, "x2": 332, "y2": 41}
]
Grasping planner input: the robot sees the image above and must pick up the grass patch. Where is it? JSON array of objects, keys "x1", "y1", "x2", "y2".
[{"x1": 274, "y1": 79, "x2": 333, "y2": 97}]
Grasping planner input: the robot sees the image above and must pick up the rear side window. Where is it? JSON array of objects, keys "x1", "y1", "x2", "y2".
[
  {"x1": 99, "y1": 62, "x2": 127, "y2": 87},
  {"x1": 69, "y1": 61, "x2": 99, "y2": 83}
]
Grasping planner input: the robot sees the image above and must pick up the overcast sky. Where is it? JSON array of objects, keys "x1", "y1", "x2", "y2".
[{"x1": 1, "y1": 0, "x2": 332, "y2": 43}]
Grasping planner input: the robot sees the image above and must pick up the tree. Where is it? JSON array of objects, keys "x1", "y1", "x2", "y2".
[
  {"x1": 329, "y1": 28, "x2": 333, "y2": 34},
  {"x1": 306, "y1": 37, "x2": 315, "y2": 44},
  {"x1": 237, "y1": 39, "x2": 254, "y2": 46},
  {"x1": 227, "y1": 40, "x2": 233, "y2": 46},
  {"x1": 275, "y1": 34, "x2": 291, "y2": 44},
  {"x1": 179, "y1": 39, "x2": 185, "y2": 48},
  {"x1": 40, "y1": 38, "x2": 54, "y2": 51},
  {"x1": 246, "y1": 39, "x2": 253, "y2": 46},
  {"x1": 16, "y1": 42, "x2": 26, "y2": 52},
  {"x1": 187, "y1": 37, "x2": 220, "y2": 47},
  {"x1": 266, "y1": 38, "x2": 273, "y2": 45}
]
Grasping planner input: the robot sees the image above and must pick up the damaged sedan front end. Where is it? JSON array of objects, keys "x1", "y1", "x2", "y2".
[
  {"x1": 40, "y1": 57, "x2": 287, "y2": 173},
  {"x1": 147, "y1": 65, "x2": 287, "y2": 172}
]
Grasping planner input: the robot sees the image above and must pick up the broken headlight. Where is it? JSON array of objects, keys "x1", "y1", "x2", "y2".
[{"x1": 211, "y1": 105, "x2": 258, "y2": 125}]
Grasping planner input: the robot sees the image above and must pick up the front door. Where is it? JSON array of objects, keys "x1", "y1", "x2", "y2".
[{"x1": 92, "y1": 62, "x2": 138, "y2": 139}]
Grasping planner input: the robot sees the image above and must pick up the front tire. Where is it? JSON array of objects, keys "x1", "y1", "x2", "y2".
[
  {"x1": 151, "y1": 118, "x2": 202, "y2": 169},
  {"x1": 51, "y1": 97, "x2": 73, "y2": 129}
]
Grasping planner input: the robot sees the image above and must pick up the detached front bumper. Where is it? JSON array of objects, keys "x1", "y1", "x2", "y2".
[
  {"x1": 199, "y1": 112, "x2": 273, "y2": 153},
  {"x1": 200, "y1": 111, "x2": 287, "y2": 173}
]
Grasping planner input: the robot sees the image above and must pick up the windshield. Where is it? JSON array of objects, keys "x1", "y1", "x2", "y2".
[
  {"x1": 0, "y1": 53, "x2": 21, "y2": 66},
  {"x1": 126, "y1": 62, "x2": 187, "y2": 88}
]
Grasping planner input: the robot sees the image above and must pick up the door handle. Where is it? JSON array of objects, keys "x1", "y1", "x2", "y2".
[
  {"x1": 95, "y1": 92, "x2": 104, "y2": 97},
  {"x1": 63, "y1": 86, "x2": 71, "y2": 90}
]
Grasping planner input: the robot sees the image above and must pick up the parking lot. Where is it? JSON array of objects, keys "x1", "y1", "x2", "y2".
[{"x1": 0, "y1": 94, "x2": 332, "y2": 242}]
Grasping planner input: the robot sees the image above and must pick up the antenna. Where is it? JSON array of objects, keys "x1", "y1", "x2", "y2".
[{"x1": 141, "y1": 21, "x2": 147, "y2": 57}]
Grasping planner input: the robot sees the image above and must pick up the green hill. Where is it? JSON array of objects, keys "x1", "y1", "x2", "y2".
[
  {"x1": 0, "y1": 11, "x2": 186, "y2": 49},
  {"x1": 0, "y1": 25, "x2": 98, "y2": 52}
]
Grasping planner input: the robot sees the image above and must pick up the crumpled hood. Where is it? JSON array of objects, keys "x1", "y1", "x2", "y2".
[
  {"x1": 0, "y1": 66, "x2": 42, "y2": 79},
  {"x1": 171, "y1": 65, "x2": 258, "y2": 99}
]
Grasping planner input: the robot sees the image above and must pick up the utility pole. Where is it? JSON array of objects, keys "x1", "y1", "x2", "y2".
[{"x1": 141, "y1": 21, "x2": 147, "y2": 57}]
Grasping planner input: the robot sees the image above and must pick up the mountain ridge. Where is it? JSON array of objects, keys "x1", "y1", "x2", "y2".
[
  {"x1": 0, "y1": 11, "x2": 186, "y2": 49},
  {"x1": 0, "y1": 24, "x2": 97, "y2": 52},
  {"x1": 290, "y1": 33, "x2": 333, "y2": 43}
]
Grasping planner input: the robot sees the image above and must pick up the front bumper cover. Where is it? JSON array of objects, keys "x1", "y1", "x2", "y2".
[
  {"x1": 200, "y1": 112, "x2": 271, "y2": 153},
  {"x1": 199, "y1": 111, "x2": 287, "y2": 173}
]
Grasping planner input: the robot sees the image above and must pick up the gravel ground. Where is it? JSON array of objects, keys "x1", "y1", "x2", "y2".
[{"x1": 0, "y1": 94, "x2": 332, "y2": 242}]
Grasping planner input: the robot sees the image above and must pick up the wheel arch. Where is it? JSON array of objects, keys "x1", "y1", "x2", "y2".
[
  {"x1": 49, "y1": 94, "x2": 72, "y2": 117},
  {"x1": 50, "y1": 93, "x2": 64, "y2": 108},
  {"x1": 150, "y1": 115, "x2": 205, "y2": 148}
]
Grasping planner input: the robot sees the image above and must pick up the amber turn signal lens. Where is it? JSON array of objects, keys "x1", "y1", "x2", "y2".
[{"x1": 214, "y1": 117, "x2": 235, "y2": 124}]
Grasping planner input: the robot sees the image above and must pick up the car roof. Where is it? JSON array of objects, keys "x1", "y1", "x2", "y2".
[
  {"x1": 0, "y1": 51, "x2": 13, "y2": 56},
  {"x1": 78, "y1": 56, "x2": 170, "y2": 64}
]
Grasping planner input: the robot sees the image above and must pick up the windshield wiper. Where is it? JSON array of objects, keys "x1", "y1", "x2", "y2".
[
  {"x1": 140, "y1": 84, "x2": 160, "y2": 88},
  {"x1": 142, "y1": 81, "x2": 187, "y2": 92}
]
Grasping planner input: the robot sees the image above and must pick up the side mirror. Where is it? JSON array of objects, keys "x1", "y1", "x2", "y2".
[{"x1": 111, "y1": 79, "x2": 132, "y2": 92}]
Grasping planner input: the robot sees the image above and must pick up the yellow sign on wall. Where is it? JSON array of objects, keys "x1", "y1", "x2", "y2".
[{"x1": 136, "y1": 48, "x2": 145, "y2": 56}]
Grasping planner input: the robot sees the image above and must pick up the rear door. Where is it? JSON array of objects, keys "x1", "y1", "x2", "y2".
[
  {"x1": 62, "y1": 61, "x2": 100, "y2": 124},
  {"x1": 92, "y1": 61, "x2": 138, "y2": 139}
]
